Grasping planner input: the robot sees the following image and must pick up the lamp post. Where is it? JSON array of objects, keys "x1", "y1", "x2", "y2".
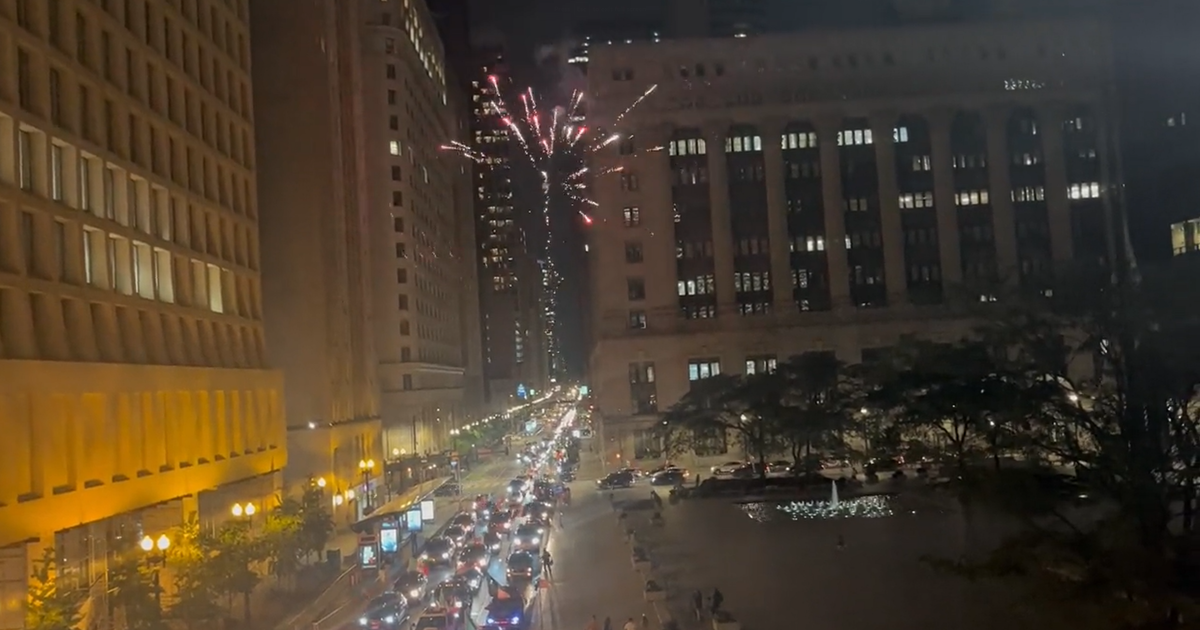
[
  {"x1": 231, "y1": 502, "x2": 257, "y2": 527},
  {"x1": 139, "y1": 534, "x2": 169, "y2": 607},
  {"x1": 358, "y1": 459, "x2": 376, "y2": 514}
]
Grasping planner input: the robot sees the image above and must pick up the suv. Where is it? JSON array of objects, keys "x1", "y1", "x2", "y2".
[{"x1": 597, "y1": 471, "x2": 634, "y2": 489}]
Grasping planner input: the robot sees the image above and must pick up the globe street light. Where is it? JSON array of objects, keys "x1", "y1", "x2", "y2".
[{"x1": 140, "y1": 534, "x2": 169, "y2": 606}]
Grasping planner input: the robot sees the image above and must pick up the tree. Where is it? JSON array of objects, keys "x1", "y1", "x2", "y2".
[
  {"x1": 919, "y1": 259, "x2": 1200, "y2": 627},
  {"x1": 25, "y1": 547, "x2": 85, "y2": 630},
  {"x1": 770, "y1": 353, "x2": 853, "y2": 471},
  {"x1": 261, "y1": 498, "x2": 304, "y2": 587},
  {"x1": 168, "y1": 517, "x2": 222, "y2": 630},
  {"x1": 107, "y1": 540, "x2": 167, "y2": 630},
  {"x1": 661, "y1": 374, "x2": 777, "y2": 475},
  {"x1": 207, "y1": 521, "x2": 263, "y2": 622},
  {"x1": 297, "y1": 485, "x2": 334, "y2": 563}
]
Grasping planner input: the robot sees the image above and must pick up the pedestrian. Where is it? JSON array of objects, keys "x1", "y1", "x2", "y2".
[
  {"x1": 603, "y1": 617, "x2": 612, "y2": 630},
  {"x1": 711, "y1": 588, "x2": 724, "y2": 615},
  {"x1": 641, "y1": 613, "x2": 649, "y2": 628},
  {"x1": 623, "y1": 618, "x2": 637, "y2": 630},
  {"x1": 542, "y1": 550, "x2": 554, "y2": 577},
  {"x1": 586, "y1": 616, "x2": 599, "y2": 630},
  {"x1": 692, "y1": 589, "x2": 704, "y2": 621}
]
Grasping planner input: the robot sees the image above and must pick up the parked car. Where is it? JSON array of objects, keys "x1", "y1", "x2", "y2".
[{"x1": 710, "y1": 461, "x2": 744, "y2": 476}]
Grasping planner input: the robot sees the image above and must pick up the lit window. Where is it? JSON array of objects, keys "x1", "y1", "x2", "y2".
[{"x1": 389, "y1": 140, "x2": 400, "y2": 155}]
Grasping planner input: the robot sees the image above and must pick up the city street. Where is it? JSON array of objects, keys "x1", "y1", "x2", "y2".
[{"x1": 524, "y1": 449, "x2": 658, "y2": 630}]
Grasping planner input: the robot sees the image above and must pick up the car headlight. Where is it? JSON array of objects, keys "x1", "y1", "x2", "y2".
[
  {"x1": 385, "y1": 615, "x2": 397, "y2": 624},
  {"x1": 511, "y1": 616, "x2": 521, "y2": 623},
  {"x1": 442, "y1": 552, "x2": 449, "y2": 559},
  {"x1": 359, "y1": 618, "x2": 368, "y2": 626},
  {"x1": 409, "y1": 589, "x2": 420, "y2": 598},
  {"x1": 487, "y1": 618, "x2": 496, "y2": 624},
  {"x1": 532, "y1": 537, "x2": 540, "y2": 545}
]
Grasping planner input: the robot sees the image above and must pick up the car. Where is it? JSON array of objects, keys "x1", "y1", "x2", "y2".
[
  {"x1": 710, "y1": 461, "x2": 744, "y2": 476},
  {"x1": 505, "y1": 550, "x2": 537, "y2": 581},
  {"x1": 412, "y1": 608, "x2": 454, "y2": 630},
  {"x1": 431, "y1": 582, "x2": 470, "y2": 618},
  {"x1": 457, "y1": 543, "x2": 490, "y2": 571},
  {"x1": 422, "y1": 538, "x2": 456, "y2": 566},
  {"x1": 512, "y1": 524, "x2": 544, "y2": 551},
  {"x1": 483, "y1": 593, "x2": 528, "y2": 630},
  {"x1": 487, "y1": 511, "x2": 513, "y2": 534},
  {"x1": 650, "y1": 469, "x2": 686, "y2": 486},
  {"x1": 457, "y1": 567, "x2": 485, "y2": 592},
  {"x1": 730, "y1": 463, "x2": 768, "y2": 479},
  {"x1": 507, "y1": 479, "x2": 527, "y2": 496},
  {"x1": 434, "y1": 482, "x2": 462, "y2": 497},
  {"x1": 766, "y1": 460, "x2": 794, "y2": 476},
  {"x1": 616, "y1": 467, "x2": 643, "y2": 478},
  {"x1": 449, "y1": 512, "x2": 476, "y2": 529},
  {"x1": 482, "y1": 531, "x2": 504, "y2": 553},
  {"x1": 597, "y1": 471, "x2": 634, "y2": 489},
  {"x1": 443, "y1": 525, "x2": 469, "y2": 546},
  {"x1": 359, "y1": 592, "x2": 409, "y2": 629},
  {"x1": 523, "y1": 501, "x2": 552, "y2": 522},
  {"x1": 393, "y1": 571, "x2": 428, "y2": 604}
]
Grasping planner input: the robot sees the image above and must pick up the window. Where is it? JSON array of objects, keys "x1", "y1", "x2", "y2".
[
  {"x1": 391, "y1": 165, "x2": 402, "y2": 181},
  {"x1": 952, "y1": 154, "x2": 987, "y2": 169},
  {"x1": 626, "y1": 278, "x2": 646, "y2": 301},
  {"x1": 724, "y1": 135, "x2": 762, "y2": 153},
  {"x1": 844, "y1": 197, "x2": 869, "y2": 212},
  {"x1": 51, "y1": 144, "x2": 65, "y2": 201},
  {"x1": 687, "y1": 359, "x2": 721, "y2": 381},
  {"x1": 398, "y1": 294, "x2": 409, "y2": 310},
  {"x1": 393, "y1": 216, "x2": 405, "y2": 232},
  {"x1": 745, "y1": 355, "x2": 777, "y2": 375},
  {"x1": 734, "y1": 271, "x2": 771, "y2": 292},
  {"x1": 397, "y1": 268, "x2": 407, "y2": 283},
  {"x1": 50, "y1": 69, "x2": 63, "y2": 125},
  {"x1": 402, "y1": 374, "x2": 413, "y2": 390},
  {"x1": 629, "y1": 362, "x2": 656, "y2": 384},
  {"x1": 104, "y1": 168, "x2": 117, "y2": 218},
  {"x1": 911, "y1": 155, "x2": 931, "y2": 171},
  {"x1": 620, "y1": 172, "x2": 639, "y2": 191},
  {"x1": 836, "y1": 128, "x2": 873, "y2": 146},
  {"x1": 20, "y1": 212, "x2": 35, "y2": 272},
  {"x1": 668, "y1": 137, "x2": 707, "y2": 156},
  {"x1": 893, "y1": 126, "x2": 909, "y2": 143},
  {"x1": 17, "y1": 49, "x2": 32, "y2": 111},
  {"x1": 1068, "y1": 182, "x2": 1101, "y2": 200},
  {"x1": 1012, "y1": 185, "x2": 1045, "y2": 202},
  {"x1": 392, "y1": 190, "x2": 403, "y2": 206},
  {"x1": 897, "y1": 192, "x2": 933, "y2": 209},
  {"x1": 386, "y1": 64, "x2": 396, "y2": 79},
  {"x1": 623, "y1": 207, "x2": 641, "y2": 227},
  {"x1": 395, "y1": 243, "x2": 406, "y2": 258},
  {"x1": 676, "y1": 274, "x2": 715, "y2": 296},
  {"x1": 389, "y1": 115, "x2": 398, "y2": 130},
  {"x1": 400, "y1": 320, "x2": 410, "y2": 336},
  {"x1": 17, "y1": 130, "x2": 34, "y2": 191},
  {"x1": 389, "y1": 140, "x2": 400, "y2": 155},
  {"x1": 624, "y1": 242, "x2": 644, "y2": 263},
  {"x1": 955, "y1": 189, "x2": 991, "y2": 206},
  {"x1": 782, "y1": 131, "x2": 816, "y2": 150}
]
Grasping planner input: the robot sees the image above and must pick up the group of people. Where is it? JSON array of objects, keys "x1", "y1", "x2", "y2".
[{"x1": 693, "y1": 588, "x2": 725, "y2": 620}]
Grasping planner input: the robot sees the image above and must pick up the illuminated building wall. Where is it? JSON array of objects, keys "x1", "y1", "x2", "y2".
[
  {"x1": 587, "y1": 16, "x2": 1120, "y2": 465},
  {"x1": 358, "y1": 0, "x2": 485, "y2": 454},
  {"x1": 471, "y1": 47, "x2": 548, "y2": 407},
  {"x1": 251, "y1": 0, "x2": 384, "y2": 515},
  {"x1": 0, "y1": 0, "x2": 284, "y2": 624}
]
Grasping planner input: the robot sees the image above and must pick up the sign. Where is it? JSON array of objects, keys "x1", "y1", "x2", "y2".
[
  {"x1": 420, "y1": 499, "x2": 435, "y2": 523},
  {"x1": 517, "y1": 384, "x2": 527, "y2": 399},
  {"x1": 358, "y1": 535, "x2": 378, "y2": 570},
  {"x1": 380, "y1": 523, "x2": 398, "y2": 554},
  {"x1": 406, "y1": 508, "x2": 423, "y2": 532},
  {"x1": 579, "y1": 385, "x2": 589, "y2": 397}
]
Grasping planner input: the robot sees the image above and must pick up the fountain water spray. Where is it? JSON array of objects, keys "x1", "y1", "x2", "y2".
[{"x1": 830, "y1": 480, "x2": 840, "y2": 509}]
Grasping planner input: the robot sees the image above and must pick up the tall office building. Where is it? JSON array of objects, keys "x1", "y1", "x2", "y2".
[
  {"x1": 471, "y1": 47, "x2": 549, "y2": 408},
  {"x1": 356, "y1": 0, "x2": 484, "y2": 455},
  {"x1": 586, "y1": 16, "x2": 1119, "y2": 462},
  {"x1": 0, "y1": 0, "x2": 284, "y2": 624},
  {"x1": 251, "y1": 0, "x2": 383, "y2": 516}
]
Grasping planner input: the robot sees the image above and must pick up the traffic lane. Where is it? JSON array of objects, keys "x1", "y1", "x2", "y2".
[
  {"x1": 532, "y1": 483, "x2": 653, "y2": 630},
  {"x1": 330, "y1": 465, "x2": 524, "y2": 630}
]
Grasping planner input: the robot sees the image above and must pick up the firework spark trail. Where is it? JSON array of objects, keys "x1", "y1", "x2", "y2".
[{"x1": 614, "y1": 84, "x2": 659, "y2": 124}]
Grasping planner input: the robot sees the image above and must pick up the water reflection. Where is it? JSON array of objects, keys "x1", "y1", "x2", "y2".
[{"x1": 740, "y1": 495, "x2": 899, "y2": 522}]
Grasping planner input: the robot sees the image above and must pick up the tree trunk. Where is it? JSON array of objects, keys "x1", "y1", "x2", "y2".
[{"x1": 242, "y1": 590, "x2": 251, "y2": 622}]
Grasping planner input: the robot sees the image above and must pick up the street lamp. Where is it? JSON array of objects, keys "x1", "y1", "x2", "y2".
[
  {"x1": 316, "y1": 476, "x2": 327, "y2": 488},
  {"x1": 359, "y1": 459, "x2": 376, "y2": 513},
  {"x1": 231, "y1": 503, "x2": 256, "y2": 519},
  {"x1": 139, "y1": 534, "x2": 169, "y2": 606}
]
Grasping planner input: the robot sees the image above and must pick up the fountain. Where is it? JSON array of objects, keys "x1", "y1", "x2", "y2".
[{"x1": 830, "y1": 480, "x2": 839, "y2": 509}]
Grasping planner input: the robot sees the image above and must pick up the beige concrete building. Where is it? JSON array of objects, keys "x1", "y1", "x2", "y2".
[
  {"x1": 586, "y1": 17, "x2": 1118, "y2": 465},
  {"x1": 356, "y1": 0, "x2": 486, "y2": 456},
  {"x1": 0, "y1": 0, "x2": 283, "y2": 625},
  {"x1": 251, "y1": 0, "x2": 385, "y2": 519}
]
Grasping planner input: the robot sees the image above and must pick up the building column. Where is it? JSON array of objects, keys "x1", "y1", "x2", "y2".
[
  {"x1": 870, "y1": 112, "x2": 909, "y2": 306},
  {"x1": 1038, "y1": 104, "x2": 1074, "y2": 262},
  {"x1": 815, "y1": 116, "x2": 851, "y2": 309},
  {"x1": 983, "y1": 106, "x2": 1019, "y2": 280},
  {"x1": 704, "y1": 122, "x2": 737, "y2": 316},
  {"x1": 928, "y1": 109, "x2": 963, "y2": 285},
  {"x1": 760, "y1": 118, "x2": 793, "y2": 312}
]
